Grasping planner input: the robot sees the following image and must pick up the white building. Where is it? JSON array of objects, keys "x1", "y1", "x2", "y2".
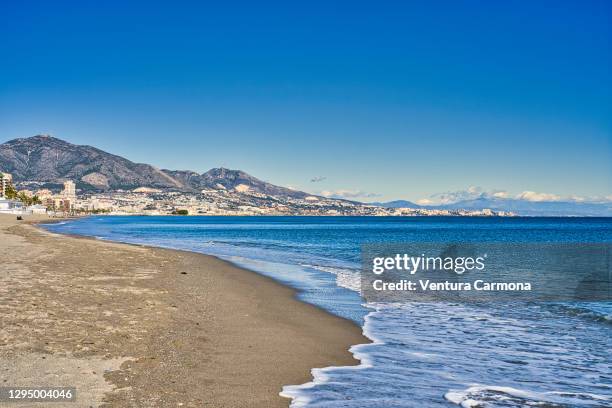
[
  {"x1": 57, "y1": 180, "x2": 77, "y2": 211},
  {"x1": 0, "y1": 198, "x2": 24, "y2": 214},
  {"x1": 1, "y1": 172, "x2": 13, "y2": 198},
  {"x1": 62, "y1": 180, "x2": 76, "y2": 200},
  {"x1": 28, "y1": 204, "x2": 47, "y2": 214}
]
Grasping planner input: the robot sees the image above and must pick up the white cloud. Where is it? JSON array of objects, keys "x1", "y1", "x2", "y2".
[
  {"x1": 416, "y1": 198, "x2": 435, "y2": 205},
  {"x1": 432, "y1": 186, "x2": 485, "y2": 204},
  {"x1": 569, "y1": 194, "x2": 612, "y2": 204},
  {"x1": 419, "y1": 187, "x2": 610, "y2": 205},
  {"x1": 319, "y1": 189, "x2": 381, "y2": 199},
  {"x1": 593, "y1": 195, "x2": 612, "y2": 203},
  {"x1": 516, "y1": 191, "x2": 562, "y2": 202},
  {"x1": 491, "y1": 191, "x2": 510, "y2": 199}
]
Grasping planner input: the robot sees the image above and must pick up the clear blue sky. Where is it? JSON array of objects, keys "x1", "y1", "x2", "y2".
[{"x1": 1, "y1": 0, "x2": 610, "y2": 202}]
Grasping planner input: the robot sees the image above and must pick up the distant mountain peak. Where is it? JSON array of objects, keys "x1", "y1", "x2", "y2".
[
  {"x1": 7, "y1": 134, "x2": 70, "y2": 146},
  {"x1": 372, "y1": 200, "x2": 421, "y2": 209},
  {"x1": 199, "y1": 167, "x2": 307, "y2": 198},
  {"x1": 204, "y1": 167, "x2": 247, "y2": 178}
]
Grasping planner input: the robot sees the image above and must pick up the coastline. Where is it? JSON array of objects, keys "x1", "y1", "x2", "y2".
[{"x1": 0, "y1": 214, "x2": 368, "y2": 407}]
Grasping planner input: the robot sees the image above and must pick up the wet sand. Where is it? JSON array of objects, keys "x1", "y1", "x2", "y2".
[{"x1": 0, "y1": 214, "x2": 368, "y2": 407}]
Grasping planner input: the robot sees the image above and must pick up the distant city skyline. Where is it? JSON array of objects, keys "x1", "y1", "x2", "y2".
[{"x1": 1, "y1": 1, "x2": 610, "y2": 203}]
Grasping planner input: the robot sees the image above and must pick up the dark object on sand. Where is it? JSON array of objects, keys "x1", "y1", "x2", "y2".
[{"x1": 16, "y1": 216, "x2": 23, "y2": 220}]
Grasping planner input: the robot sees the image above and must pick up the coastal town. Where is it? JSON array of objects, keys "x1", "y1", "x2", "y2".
[{"x1": 1, "y1": 171, "x2": 514, "y2": 217}]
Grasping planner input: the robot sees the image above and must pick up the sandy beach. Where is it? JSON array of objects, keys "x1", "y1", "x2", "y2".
[{"x1": 0, "y1": 214, "x2": 367, "y2": 407}]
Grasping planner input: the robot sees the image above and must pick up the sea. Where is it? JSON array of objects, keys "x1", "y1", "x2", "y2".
[{"x1": 43, "y1": 216, "x2": 612, "y2": 408}]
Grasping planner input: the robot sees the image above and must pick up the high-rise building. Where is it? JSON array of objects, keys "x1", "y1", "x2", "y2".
[
  {"x1": 59, "y1": 180, "x2": 77, "y2": 212},
  {"x1": 62, "y1": 180, "x2": 76, "y2": 200},
  {"x1": 0, "y1": 172, "x2": 13, "y2": 198}
]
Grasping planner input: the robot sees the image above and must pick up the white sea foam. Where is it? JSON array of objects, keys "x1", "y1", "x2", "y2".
[
  {"x1": 280, "y1": 304, "x2": 383, "y2": 407},
  {"x1": 445, "y1": 385, "x2": 544, "y2": 406},
  {"x1": 301, "y1": 264, "x2": 361, "y2": 293},
  {"x1": 445, "y1": 384, "x2": 612, "y2": 407}
]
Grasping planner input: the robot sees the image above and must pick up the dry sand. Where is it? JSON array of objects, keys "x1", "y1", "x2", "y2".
[{"x1": 0, "y1": 214, "x2": 368, "y2": 407}]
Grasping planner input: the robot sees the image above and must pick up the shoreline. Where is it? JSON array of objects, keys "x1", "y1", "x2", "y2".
[
  {"x1": 0, "y1": 214, "x2": 368, "y2": 407},
  {"x1": 33, "y1": 216, "x2": 367, "y2": 335}
]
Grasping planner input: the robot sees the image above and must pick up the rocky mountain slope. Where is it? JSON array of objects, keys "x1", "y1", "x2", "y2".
[{"x1": 0, "y1": 135, "x2": 307, "y2": 197}]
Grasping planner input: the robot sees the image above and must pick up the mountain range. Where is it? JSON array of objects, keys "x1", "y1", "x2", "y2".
[
  {"x1": 374, "y1": 197, "x2": 611, "y2": 217},
  {"x1": 0, "y1": 135, "x2": 308, "y2": 198},
  {"x1": 1, "y1": 135, "x2": 609, "y2": 216},
  {"x1": 435, "y1": 197, "x2": 611, "y2": 217}
]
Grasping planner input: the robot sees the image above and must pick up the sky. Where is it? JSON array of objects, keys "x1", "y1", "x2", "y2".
[{"x1": 1, "y1": 0, "x2": 610, "y2": 203}]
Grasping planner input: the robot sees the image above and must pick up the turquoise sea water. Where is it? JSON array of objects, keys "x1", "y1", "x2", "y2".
[{"x1": 44, "y1": 216, "x2": 612, "y2": 407}]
